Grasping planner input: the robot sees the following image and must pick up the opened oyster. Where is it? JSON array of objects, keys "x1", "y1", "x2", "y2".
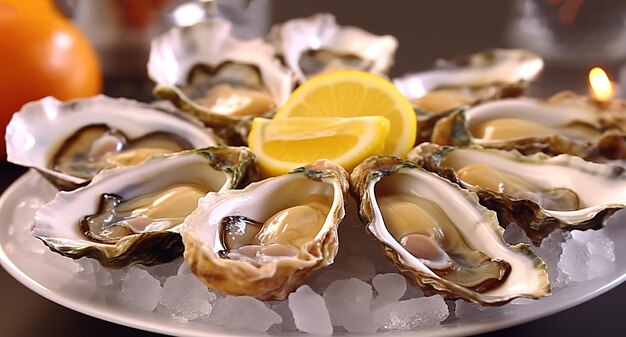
[
  {"x1": 410, "y1": 143, "x2": 626, "y2": 244},
  {"x1": 33, "y1": 147, "x2": 256, "y2": 268},
  {"x1": 393, "y1": 48, "x2": 544, "y2": 143},
  {"x1": 269, "y1": 13, "x2": 398, "y2": 82},
  {"x1": 431, "y1": 91, "x2": 626, "y2": 161},
  {"x1": 182, "y1": 160, "x2": 349, "y2": 300},
  {"x1": 5, "y1": 95, "x2": 220, "y2": 190},
  {"x1": 149, "y1": 18, "x2": 295, "y2": 145},
  {"x1": 350, "y1": 156, "x2": 550, "y2": 305}
]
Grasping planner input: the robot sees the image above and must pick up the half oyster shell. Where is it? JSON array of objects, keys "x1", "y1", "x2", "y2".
[
  {"x1": 410, "y1": 143, "x2": 626, "y2": 244},
  {"x1": 5, "y1": 95, "x2": 221, "y2": 190},
  {"x1": 182, "y1": 160, "x2": 349, "y2": 300},
  {"x1": 148, "y1": 18, "x2": 295, "y2": 145},
  {"x1": 350, "y1": 156, "x2": 550, "y2": 306},
  {"x1": 393, "y1": 48, "x2": 544, "y2": 143},
  {"x1": 32, "y1": 147, "x2": 257, "y2": 268},
  {"x1": 269, "y1": 13, "x2": 398, "y2": 82},
  {"x1": 431, "y1": 91, "x2": 626, "y2": 161}
]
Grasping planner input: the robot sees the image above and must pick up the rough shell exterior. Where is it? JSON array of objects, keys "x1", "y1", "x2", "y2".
[
  {"x1": 350, "y1": 156, "x2": 550, "y2": 306},
  {"x1": 430, "y1": 91, "x2": 626, "y2": 162},
  {"x1": 148, "y1": 18, "x2": 295, "y2": 145},
  {"x1": 394, "y1": 48, "x2": 543, "y2": 100},
  {"x1": 32, "y1": 146, "x2": 257, "y2": 268},
  {"x1": 181, "y1": 160, "x2": 349, "y2": 300},
  {"x1": 394, "y1": 48, "x2": 543, "y2": 143},
  {"x1": 269, "y1": 13, "x2": 398, "y2": 83},
  {"x1": 5, "y1": 95, "x2": 221, "y2": 190},
  {"x1": 409, "y1": 143, "x2": 626, "y2": 244}
]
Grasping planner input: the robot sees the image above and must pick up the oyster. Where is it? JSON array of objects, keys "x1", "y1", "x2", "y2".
[
  {"x1": 182, "y1": 160, "x2": 349, "y2": 300},
  {"x1": 269, "y1": 13, "x2": 398, "y2": 82},
  {"x1": 350, "y1": 156, "x2": 549, "y2": 305},
  {"x1": 393, "y1": 49, "x2": 544, "y2": 143},
  {"x1": 148, "y1": 18, "x2": 295, "y2": 145},
  {"x1": 32, "y1": 146, "x2": 257, "y2": 268},
  {"x1": 5, "y1": 95, "x2": 220, "y2": 190},
  {"x1": 430, "y1": 91, "x2": 626, "y2": 161},
  {"x1": 410, "y1": 143, "x2": 626, "y2": 244}
]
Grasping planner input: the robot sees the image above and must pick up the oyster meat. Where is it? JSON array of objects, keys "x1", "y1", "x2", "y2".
[
  {"x1": 148, "y1": 18, "x2": 295, "y2": 145},
  {"x1": 182, "y1": 160, "x2": 349, "y2": 300},
  {"x1": 393, "y1": 48, "x2": 544, "y2": 143},
  {"x1": 32, "y1": 147, "x2": 257, "y2": 268},
  {"x1": 5, "y1": 95, "x2": 221, "y2": 190},
  {"x1": 350, "y1": 156, "x2": 550, "y2": 305},
  {"x1": 269, "y1": 13, "x2": 398, "y2": 82},
  {"x1": 431, "y1": 91, "x2": 626, "y2": 161},
  {"x1": 410, "y1": 143, "x2": 626, "y2": 244},
  {"x1": 181, "y1": 62, "x2": 275, "y2": 117}
]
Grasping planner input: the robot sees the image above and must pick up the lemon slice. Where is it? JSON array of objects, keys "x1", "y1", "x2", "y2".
[
  {"x1": 248, "y1": 116, "x2": 390, "y2": 177},
  {"x1": 273, "y1": 70, "x2": 417, "y2": 157}
]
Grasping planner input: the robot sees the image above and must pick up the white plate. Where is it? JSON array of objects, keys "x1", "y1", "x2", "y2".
[{"x1": 1, "y1": 171, "x2": 625, "y2": 337}]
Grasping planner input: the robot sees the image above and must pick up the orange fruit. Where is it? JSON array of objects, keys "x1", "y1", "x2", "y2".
[{"x1": 0, "y1": 0, "x2": 102, "y2": 157}]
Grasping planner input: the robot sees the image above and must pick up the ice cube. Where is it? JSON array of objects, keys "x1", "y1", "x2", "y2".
[
  {"x1": 159, "y1": 274, "x2": 216, "y2": 320},
  {"x1": 289, "y1": 285, "x2": 333, "y2": 335},
  {"x1": 372, "y1": 273, "x2": 407, "y2": 309},
  {"x1": 557, "y1": 238, "x2": 590, "y2": 285},
  {"x1": 323, "y1": 278, "x2": 377, "y2": 333},
  {"x1": 534, "y1": 229, "x2": 566, "y2": 285},
  {"x1": 587, "y1": 254, "x2": 616, "y2": 279},
  {"x1": 374, "y1": 295, "x2": 448, "y2": 330},
  {"x1": 572, "y1": 229, "x2": 615, "y2": 262},
  {"x1": 208, "y1": 296, "x2": 282, "y2": 332},
  {"x1": 552, "y1": 229, "x2": 617, "y2": 284},
  {"x1": 116, "y1": 266, "x2": 162, "y2": 312},
  {"x1": 77, "y1": 257, "x2": 113, "y2": 287},
  {"x1": 503, "y1": 225, "x2": 571, "y2": 286}
]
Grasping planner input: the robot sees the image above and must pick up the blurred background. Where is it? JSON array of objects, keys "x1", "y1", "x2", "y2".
[
  {"x1": 1, "y1": 0, "x2": 625, "y2": 336},
  {"x1": 2, "y1": 0, "x2": 626, "y2": 143},
  {"x1": 67, "y1": 0, "x2": 626, "y2": 99},
  {"x1": 43, "y1": 0, "x2": 626, "y2": 101}
]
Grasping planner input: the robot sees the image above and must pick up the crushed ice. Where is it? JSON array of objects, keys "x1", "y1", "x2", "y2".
[{"x1": 6, "y1": 183, "x2": 620, "y2": 335}]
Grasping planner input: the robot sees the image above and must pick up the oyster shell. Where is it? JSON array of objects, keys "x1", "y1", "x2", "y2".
[
  {"x1": 181, "y1": 160, "x2": 349, "y2": 300},
  {"x1": 32, "y1": 146, "x2": 257, "y2": 268},
  {"x1": 5, "y1": 95, "x2": 221, "y2": 190},
  {"x1": 410, "y1": 143, "x2": 626, "y2": 244},
  {"x1": 269, "y1": 13, "x2": 398, "y2": 82},
  {"x1": 350, "y1": 156, "x2": 550, "y2": 305},
  {"x1": 393, "y1": 48, "x2": 544, "y2": 143},
  {"x1": 430, "y1": 91, "x2": 626, "y2": 161},
  {"x1": 148, "y1": 18, "x2": 295, "y2": 145}
]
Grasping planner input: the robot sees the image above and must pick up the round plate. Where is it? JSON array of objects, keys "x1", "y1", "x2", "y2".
[{"x1": 1, "y1": 171, "x2": 625, "y2": 337}]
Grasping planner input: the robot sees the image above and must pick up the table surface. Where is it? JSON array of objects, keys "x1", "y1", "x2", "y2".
[{"x1": 2, "y1": 1, "x2": 626, "y2": 336}]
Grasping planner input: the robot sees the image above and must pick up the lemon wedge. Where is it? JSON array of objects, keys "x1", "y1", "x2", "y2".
[
  {"x1": 272, "y1": 70, "x2": 417, "y2": 157},
  {"x1": 248, "y1": 116, "x2": 390, "y2": 177}
]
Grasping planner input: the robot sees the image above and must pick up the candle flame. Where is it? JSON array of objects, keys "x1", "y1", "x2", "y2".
[{"x1": 589, "y1": 67, "x2": 614, "y2": 101}]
